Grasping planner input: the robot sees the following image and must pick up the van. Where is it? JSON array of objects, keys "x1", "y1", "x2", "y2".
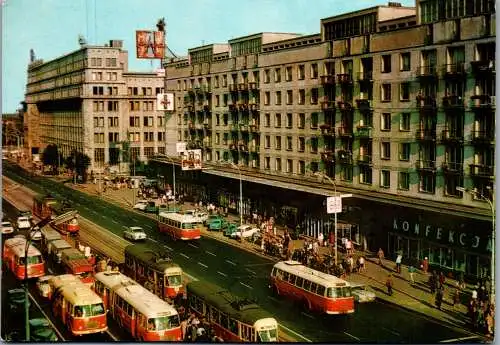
[{"x1": 16, "y1": 216, "x2": 31, "y2": 230}]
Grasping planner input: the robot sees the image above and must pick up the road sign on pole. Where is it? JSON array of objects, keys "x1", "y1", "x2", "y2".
[{"x1": 326, "y1": 196, "x2": 342, "y2": 214}]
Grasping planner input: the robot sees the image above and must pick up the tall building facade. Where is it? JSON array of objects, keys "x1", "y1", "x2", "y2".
[
  {"x1": 162, "y1": 0, "x2": 495, "y2": 278},
  {"x1": 25, "y1": 40, "x2": 165, "y2": 173}
]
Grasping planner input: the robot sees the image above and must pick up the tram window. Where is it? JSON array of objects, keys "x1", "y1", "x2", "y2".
[
  {"x1": 288, "y1": 274, "x2": 296, "y2": 284},
  {"x1": 127, "y1": 303, "x2": 133, "y2": 316},
  {"x1": 317, "y1": 285, "x2": 326, "y2": 296},
  {"x1": 147, "y1": 268, "x2": 154, "y2": 280},
  {"x1": 195, "y1": 299, "x2": 204, "y2": 313},
  {"x1": 276, "y1": 269, "x2": 283, "y2": 279},
  {"x1": 310, "y1": 283, "x2": 318, "y2": 294},
  {"x1": 303, "y1": 280, "x2": 312, "y2": 291},
  {"x1": 295, "y1": 277, "x2": 304, "y2": 288},
  {"x1": 220, "y1": 313, "x2": 229, "y2": 329},
  {"x1": 188, "y1": 295, "x2": 196, "y2": 308},
  {"x1": 74, "y1": 306, "x2": 83, "y2": 317},
  {"x1": 283, "y1": 271, "x2": 289, "y2": 281},
  {"x1": 250, "y1": 328, "x2": 255, "y2": 341},
  {"x1": 210, "y1": 307, "x2": 220, "y2": 324},
  {"x1": 229, "y1": 318, "x2": 238, "y2": 334},
  {"x1": 271, "y1": 267, "x2": 276, "y2": 276}
]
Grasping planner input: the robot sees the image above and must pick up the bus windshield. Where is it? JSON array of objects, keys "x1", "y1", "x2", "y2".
[
  {"x1": 18, "y1": 255, "x2": 43, "y2": 265},
  {"x1": 74, "y1": 303, "x2": 105, "y2": 317},
  {"x1": 147, "y1": 315, "x2": 180, "y2": 331},
  {"x1": 258, "y1": 328, "x2": 278, "y2": 342},
  {"x1": 326, "y1": 286, "x2": 352, "y2": 298},
  {"x1": 167, "y1": 275, "x2": 182, "y2": 286}
]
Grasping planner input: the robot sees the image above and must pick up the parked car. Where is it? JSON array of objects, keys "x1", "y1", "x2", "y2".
[
  {"x1": 144, "y1": 201, "x2": 158, "y2": 213},
  {"x1": 16, "y1": 216, "x2": 31, "y2": 230},
  {"x1": 36, "y1": 275, "x2": 54, "y2": 299},
  {"x1": 19, "y1": 210, "x2": 33, "y2": 220},
  {"x1": 133, "y1": 200, "x2": 149, "y2": 211},
  {"x1": 157, "y1": 204, "x2": 181, "y2": 214},
  {"x1": 204, "y1": 214, "x2": 225, "y2": 226},
  {"x1": 350, "y1": 283, "x2": 376, "y2": 303},
  {"x1": 183, "y1": 210, "x2": 208, "y2": 224},
  {"x1": 30, "y1": 226, "x2": 42, "y2": 241},
  {"x1": 7, "y1": 288, "x2": 29, "y2": 314},
  {"x1": 207, "y1": 218, "x2": 228, "y2": 231},
  {"x1": 224, "y1": 223, "x2": 238, "y2": 237},
  {"x1": 29, "y1": 318, "x2": 58, "y2": 341},
  {"x1": 2, "y1": 221, "x2": 15, "y2": 235},
  {"x1": 123, "y1": 226, "x2": 147, "y2": 241},
  {"x1": 231, "y1": 224, "x2": 260, "y2": 239}
]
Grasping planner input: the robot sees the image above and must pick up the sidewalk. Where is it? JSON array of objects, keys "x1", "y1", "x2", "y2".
[{"x1": 70, "y1": 182, "x2": 487, "y2": 340}]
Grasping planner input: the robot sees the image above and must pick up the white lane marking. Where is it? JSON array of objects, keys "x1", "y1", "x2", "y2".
[
  {"x1": 111, "y1": 219, "x2": 118, "y2": 224},
  {"x1": 267, "y1": 296, "x2": 280, "y2": 303},
  {"x1": 145, "y1": 225, "x2": 153, "y2": 230},
  {"x1": 184, "y1": 272, "x2": 199, "y2": 282},
  {"x1": 149, "y1": 238, "x2": 158, "y2": 243},
  {"x1": 28, "y1": 292, "x2": 66, "y2": 341},
  {"x1": 239, "y1": 282, "x2": 253, "y2": 289},
  {"x1": 198, "y1": 262, "x2": 208, "y2": 268},
  {"x1": 206, "y1": 251, "x2": 216, "y2": 257},
  {"x1": 180, "y1": 253, "x2": 190, "y2": 259},
  {"x1": 225, "y1": 259, "x2": 236, "y2": 266},
  {"x1": 217, "y1": 271, "x2": 227, "y2": 277},
  {"x1": 279, "y1": 323, "x2": 312, "y2": 343},
  {"x1": 245, "y1": 268, "x2": 256, "y2": 275},
  {"x1": 164, "y1": 245, "x2": 173, "y2": 251},
  {"x1": 301, "y1": 312, "x2": 315, "y2": 319},
  {"x1": 106, "y1": 330, "x2": 119, "y2": 341},
  {"x1": 440, "y1": 336, "x2": 480, "y2": 343},
  {"x1": 382, "y1": 327, "x2": 400, "y2": 336},
  {"x1": 188, "y1": 243, "x2": 198, "y2": 249},
  {"x1": 344, "y1": 332, "x2": 360, "y2": 341}
]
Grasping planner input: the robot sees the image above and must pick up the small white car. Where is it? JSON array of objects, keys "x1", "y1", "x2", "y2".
[
  {"x1": 350, "y1": 283, "x2": 376, "y2": 303},
  {"x1": 16, "y1": 217, "x2": 31, "y2": 230},
  {"x1": 123, "y1": 226, "x2": 147, "y2": 241},
  {"x1": 36, "y1": 275, "x2": 54, "y2": 299},
  {"x1": 183, "y1": 210, "x2": 208, "y2": 224},
  {"x1": 2, "y1": 221, "x2": 15, "y2": 235},
  {"x1": 133, "y1": 200, "x2": 149, "y2": 211},
  {"x1": 231, "y1": 225, "x2": 260, "y2": 239},
  {"x1": 30, "y1": 226, "x2": 42, "y2": 241}
]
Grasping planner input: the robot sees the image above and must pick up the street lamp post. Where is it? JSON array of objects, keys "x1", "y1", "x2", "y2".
[
  {"x1": 456, "y1": 186, "x2": 495, "y2": 303},
  {"x1": 230, "y1": 163, "x2": 243, "y2": 227}
]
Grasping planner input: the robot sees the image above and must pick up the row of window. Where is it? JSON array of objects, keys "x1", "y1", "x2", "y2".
[
  {"x1": 124, "y1": 255, "x2": 164, "y2": 284},
  {"x1": 91, "y1": 71, "x2": 118, "y2": 81},
  {"x1": 92, "y1": 86, "x2": 119, "y2": 96},
  {"x1": 93, "y1": 132, "x2": 166, "y2": 143},
  {"x1": 127, "y1": 87, "x2": 163, "y2": 96},
  {"x1": 158, "y1": 216, "x2": 195, "y2": 229},
  {"x1": 93, "y1": 116, "x2": 165, "y2": 128},
  {"x1": 90, "y1": 57, "x2": 117, "y2": 68},
  {"x1": 93, "y1": 147, "x2": 163, "y2": 163}
]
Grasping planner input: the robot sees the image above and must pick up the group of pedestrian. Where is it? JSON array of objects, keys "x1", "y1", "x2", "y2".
[
  {"x1": 468, "y1": 279, "x2": 495, "y2": 336},
  {"x1": 180, "y1": 313, "x2": 224, "y2": 342}
]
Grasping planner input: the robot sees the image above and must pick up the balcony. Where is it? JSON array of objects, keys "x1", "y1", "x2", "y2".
[
  {"x1": 470, "y1": 130, "x2": 494, "y2": 144},
  {"x1": 442, "y1": 63, "x2": 465, "y2": 79},
  {"x1": 442, "y1": 95, "x2": 464, "y2": 110},
  {"x1": 356, "y1": 126, "x2": 372, "y2": 138},
  {"x1": 239, "y1": 123, "x2": 249, "y2": 132},
  {"x1": 355, "y1": 99, "x2": 372, "y2": 112},
  {"x1": 415, "y1": 129, "x2": 437, "y2": 141},
  {"x1": 470, "y1": 60, "x2": 495, "y2": 75},
  {"x1": 415, "y1": 65, "x2": 437, "y2": 80},
  {"x1": 470, "y1": 95, "x2": 495, "y2": 110},
  {"x1": 319, "y1": 124, "x2": 335, "y2": 136},
  {"x1": 337, "y1": 101, "x2": 353, "y2": 112},
  {"x1": 440, "y1": 129, "x2": 463, "y2": 144},
  {"x1": 228, "y1": 84, "x2": 238, "y2": 92},
  {"x1": 321, "y1": 100, "x2": 336, "y2": 111},
  {"x1": 248, "y1": 102, "x2": 259, "y2": 112},
  {"x1": 416, "y1": 95, "x2": 437, "y2": 114},
  {"x1": 337, "y1": 73, "x2": 353, "y2": 85},
  {"x1": 416, "y1": 160, "x2": 437, "y2": 172},
  {"x1": 320, "y1": 150, "x2": 335, "y2": 163},
  {"x1": 320, "y1": 75, "x2": 335, "y2": 85},
  {"x1": 249, "y1": 144, "x2": 260, "y2": 153},
  {"x1": 337, "y1": 126, "x2": 353, "y2": 137},
  {"x1": 469, "y1": 164, "x2": 494, "y2": 178},
  {"x1": 228, "y1": 104, "x2": 238, "y2": 113},
  {"x1": 357, "y1": 154, "x2": 372, "y2": 165},
  {"x1": 357, "y1": 71, "x2": 373, "y2": 83},
  {"x1": 337, "y1": 150, "x2": 353, "y2": 164},
  {"x1": 248, "y1": 82, "x2": 259, "y2": 91},
  {"x1": 238, "y1": 83, "x2": 248, "y2": 92},
  {"x1": 442, "y1": 161, "x2": 464, "y2": 175}
]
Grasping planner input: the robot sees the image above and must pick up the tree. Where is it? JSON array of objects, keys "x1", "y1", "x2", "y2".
[
  {"x1": 42, "y1": 144, "x2": 62, "y2": 174},
  {"x1": 65, "y1": 150, "x2": 91, "y2": 183}
]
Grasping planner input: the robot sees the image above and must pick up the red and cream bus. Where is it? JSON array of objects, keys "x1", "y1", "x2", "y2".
[
  {"x1": 93, "y1": 271, "x2": 182, "y2": 341},
  {"x1": 49, "y1": 274, "x2": 107, "y2": 336},
  {"x1": 124, "y1": 243, "x2": 183, "y2": 301},
  {"x1": 2, "y1": 236, "x2": 45, "y2": 280},
  {"x1": 270, "y1": 260, "x2": 355, "y2": 315},
  {"x1": 157, "y1": 212, "x2": 201, "y2": 240}
]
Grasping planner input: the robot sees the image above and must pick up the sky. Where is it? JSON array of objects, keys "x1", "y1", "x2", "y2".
[{"x1": 2, "y1": 0, "x2": 415, "y2": 113}]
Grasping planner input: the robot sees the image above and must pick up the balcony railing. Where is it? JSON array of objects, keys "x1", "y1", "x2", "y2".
[
  {"x1": 416, "y1": 160, "x2": 436, "y2": 171},
  {"x1": 470, "y1": 60, "x2": 495, "y2": 75},
  {"x1": 415, "y1": 65, "x2": 437, "y2": 79},
  {"x1": 228, "y1": 84, "x2": 238, "y2": 92},
  {"x1": 248, "y1": 102, "x2": 259, "y2": 111},
  {"x1": 415, "y1": 129, "x2": 437, "y2": 141},
  {"x1": 250, "y1": 124, "x2": 260, "y2": 132},
  {"x1": 442, "y1": 63, "x2": 465, "y2": 78},
  {"x1": 470, "y1": 95, "x2": 495, "y2": 109},
  {"x1": 356, "y1": 99, "x2": 372, "y2": 111},
  {"x1": 319, "y1": 124, "x2": 335, "y2": 136},
  {"x1": 357, "y1": 71, "x2": 373, "y2": 82},
  {"x1": 469, "y1": 164, "x2": 494, "y2": 178},
  {"x1": 338, "y1": 126, "x2": 353, "y2": 137},
  {"x1": 321, "y1": 150, "x2": 335, "y2": 162},
  {"x1": 337, "y1": 150, "x2": 353, "y2": 164},
  {"x1": 440, "y1": 129, "x2": 463, "y2": 143},
  {"x1": 228, "y1": 104, "x2": 238, "y2": 113},
  {"x1": 357, "y1": 154, "x2": 372, "y2": 165},
  {"x1": 442, "y1": 95, "x2": 464, "y2": 109},
  {"x1": 321, "y1": 100, "x2": 336, "y2": 111},
  {"x1": 442, "y1": 161, "x2": 464, "y2": 174},
  {"x1": 337, "y1": 101, "x2": 353, "y2": 111},
  {"x1": 320, "y1": 75, "x2": 335, "y2": 85},
  {"x1": 337, "y1": 73, "x2": 353, "y2": 84},
  {"x1": 470, "y1": 130, "x2": 494, "y2": 143},
  {"x1": 248, "y1": 82, "x2": 259, "y2": 90},
  {"x1": 416, "y1": 95, "x2": 437, "y2": 110},
  {"x1": 356, "y1": 126, "x2": 372, "y2": 138}
]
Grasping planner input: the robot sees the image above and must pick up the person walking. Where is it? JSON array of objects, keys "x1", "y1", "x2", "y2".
[
  {"x1": 429, "y1": 271, "x2": 437, "y2": 294},
  {"x1": 377, "y1": 248, "x2": 385, "y2": 266},
  {"x1": 421, "y1": 257, "x2": 429, "y2": 274},
  {"x1": 386, "y1": 274, "x2": 394, "y2": 296},
  {"x1": 438, "y1": 271, "x2": 446, "y2": 289},
  {"x1": 452, "y1": 287, "x2": 461, "y2": 308},
  {"x1": 358, "y1": 255, "x2": 366, "y2": 273},
  {"x1": 435, "y1": 286, "x2": 444, "y2": 310},
  {"x1": 395, "y1": 253, "x2": 403, "y2": 274},
  {"x1": 408, "y1": 264, "x2": 416, "y2": 285}
]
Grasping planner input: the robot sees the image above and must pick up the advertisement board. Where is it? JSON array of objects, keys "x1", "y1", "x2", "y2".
[
  {"x1": 157, "y1": 93, "x2": 174, "y2": 111},
  {"x1": 176, "y1": 142, "x2": 186, "y2": 153},
  {"x1": 181, "y1": 149, "x2": 202, "y2": 170},
  {"x1": 136, "y1": 30, "x2": 165, "y2": 59}
]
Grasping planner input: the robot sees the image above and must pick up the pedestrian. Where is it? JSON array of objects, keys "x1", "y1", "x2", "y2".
[
  {"x1": 452, "y1": 287, "x2": 460, "y2": 308},
  {"x1": 358, "y1": 255, "x2": 366, "y2": 273},
  {"x1": 395, "y1": 253, "x2": 402, "y2": 274},
  {"x1": 438, "y1": 271, "x2": 446, "y2": 289},
  {"x1": 318, "y1": 232, "x2": 324, "y2": 247},
  {"x1": 472, "y1": 287, "x2": 478, "y2": 301},
  {"x1": 386, "y1": 274, "x2": 394, "y2": 296},
  {"x1": 377, "y1": 248, "x2": 385, "y2": 266},
  {"x1": 345, "y1": 239, "x2": 353, "y2": 255},
  {"x1": 329, "y1": 231, "x2": 335, "y2": 254},
  {"x1": 435, "y1": 286, "x2": 444, "y2": 310},
  {"x1": 408, "y1": 264, "x2": 416, "y2": 285},
  {"x1": 429, "y1": 271, "x2": 437, "y2": 294},
  {"x1": 421, "y1": 257, "x2": 429, "y2": 274}
]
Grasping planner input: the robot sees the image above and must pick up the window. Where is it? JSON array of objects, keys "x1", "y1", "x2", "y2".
[
  {"x1": 107, "y1": 101, "x2": 118, "y2": 111},
  {"x1": 143, "y1": 116, "x2": 154, "y2": 127},
  {"x1": 298, "y1": 137, "x2": 305, "y2": 152},
  {"x1": 381, "y1": 113, "x2": 391, "y2": 131},
  {"x1": 298, "y1": 89, "x2": 305, "y2": 105},
  {"x1": 286, "y1": 90, "x2": 293, "y2": 105},
  {"x1": 264, "y1": 92, "x2": 271, "y2": 105},
  {"x1": 359, "y1": 166, "x2": 372, "y2": 184},
  {"x1": 298, "y1": 113, "x2": 305, "y2": 129},
  {"x1": 310, "y1": 63, "x2": 318, "y2": 79},
  {"x1": 223, "y1": 94, "x2": 228, "y2": 106},
  {"x1": 400, "y1": 52, "x2": 411, "y2": 71},
  {"x1": 285, "y1": 66, "x2": 293, "y2": 81},
  {"x1": 310, "y1": 88, "x2": 319, "y2": 104},
  {"x1": 286, "y1": 113, "x2": 293, "y2": 128},
  {"x1": 381, "y1": 142, "x2": 391, "y2": 160},
  {"x1": 129, "y1": 116, "x2": 140, "y2": 127},
  {"x1": 265, "y1": 135, "x2": 271, "y2": 148},
  {"x1": 381, "y1": 84, "x2": 391, "y2": 102},
  {"x1": 298, "y1": 65, "x2": 305, "y2": 80},
  {"x1": 399, "y1": 143, "x2": 411, "y2": 161},
  {"x1": 420, "y1": 173, "x2": 435, "y2": 193},
  {"x1": 158, "y1": 132, "x2": 165, "y2": 141},
  {"x1": 215, "y1": 95, "x2": 220, "y2": 107},
  {"x1": 275, "y1": 91, "x2": 282, "y2": 105},
  {"x1": 400, "y1": 83, "x2": 410, "y2": 101},
  {"x1": 400, "y1": 113, "x2": 410, "y2": 131},
  {"x1": 93, "y1": 86, "x2": 104, "y2": 95},
  {"x1": 311, "y1": 113, "x2": 318, "y2": 128},
  {"x1": 274, "y1": 68, "x2": 281, "y2": 83},
  {"x1": 158, "y1": 116, "x2": 164, "y2": 127},
  {"x1": 298, "y1": 160, "x2": 305, "y2": 174},
  {"x1": 275, "y1": 158, "x2": 282, "y2": 171},
  {"x1": 381, "y1": 55, "x2": 391, "y2": 73},
  {"x1": 129, "y1": 101, "x2": 140, "y2": 111},
  {"x1": 108, "y1": 117, "x2": 118, "y2": 127},
  {"x1": 216, "y1": 114, "x2": 220, "y2": 126},
  {"x1": 398, "y1": 172, "x2": 410, "y2": 190},
  {"x1": 286, "y1": 136, "x2": 293, "y2": 151},
  {"x1": 286, "y1": 159, "x2": 293, "y2": 173},
  {"x1": 94, "y1": 148, "x2": 105, "y2": 163},
  {"x1": 381, "y1": 170, "x2": 390, "y2": 188},
  {"x1": 222, "y1": 75, "x2": 227, "y2": 87},
  {"x1": 310, "y1": 137, "x2": 318, "y2": 153},
  {"x1": 264, "y1": 69, "x2": 270, "y2": 83},
  {"x1": 108, "y1": 132, "x2": 119, "y2": 143},
  {"x1": 275, "y1": 113, "x2": 281, "y2": 128},
  {"x1": 265, "y1": 113, "x2": 271, "y2": 127},
  {"x1": 215, "y1": 76, "x2": 220, "y2": 88},
  {"x1": 93, "y1": 133, "x2": 104, "y2": 143},
  {"x1": 215, "y1": 133, "x2": 220, "y2": 145},
  {"x1": 265, "y1": 157, "x2": 271, "y2": 169},
  {"x1": 275, "y1": 136, "x2": 281, "y2": 150}
]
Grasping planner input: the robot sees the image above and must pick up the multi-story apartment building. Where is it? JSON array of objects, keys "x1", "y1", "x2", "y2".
[
  {"x1": 24, "y1": 40, "x2": 165, "y2": 173},
  {"x1": 162, "y1": 0, "x2": 495, "y2": 278}
]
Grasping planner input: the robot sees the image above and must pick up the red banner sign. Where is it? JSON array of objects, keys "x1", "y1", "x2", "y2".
[{"x1": 136, "y1": 30, "x2": 165, "y2": 59}]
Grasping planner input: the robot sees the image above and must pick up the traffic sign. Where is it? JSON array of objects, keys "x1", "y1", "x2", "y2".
[{"x1": 326, "y1": 196, "x2": 342, "y2": 214}]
